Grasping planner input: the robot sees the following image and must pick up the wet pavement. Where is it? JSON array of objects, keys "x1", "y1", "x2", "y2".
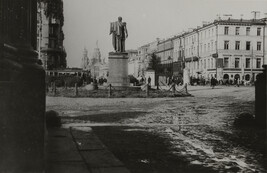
[{"x1": 46, "y1": 86, "x2": 266, "y2": 172}]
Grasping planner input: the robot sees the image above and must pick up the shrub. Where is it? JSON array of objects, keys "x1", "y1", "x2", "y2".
[
  {"x1": 46, "y1": 110, "x2": 61, "y2": 128},
  {"x1": 46, "y1": 75, "x2": 83, "y2": 87}
]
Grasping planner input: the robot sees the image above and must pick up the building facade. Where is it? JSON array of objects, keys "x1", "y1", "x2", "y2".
[
  {"x1": 37, "y1": 1, "x2": 67, "y2": 70},
  {"x1": 177, "y1": 18, "x2": 267, "y2": 82},
  {"x1": 127, "y1": 49, "x2": 139, "y2": 77},
  {"x1": 156, "y1": 38, "x2": 174, "y2": 77}
]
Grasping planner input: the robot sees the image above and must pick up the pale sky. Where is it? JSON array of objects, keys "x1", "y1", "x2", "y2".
[{"x1": 63, "y1": 0, "x2": 267, "y2": 67}]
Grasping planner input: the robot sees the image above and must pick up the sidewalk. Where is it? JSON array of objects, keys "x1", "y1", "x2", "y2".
[{"x1": 45, "y1": 126, "x2": 130, "y2": 173}]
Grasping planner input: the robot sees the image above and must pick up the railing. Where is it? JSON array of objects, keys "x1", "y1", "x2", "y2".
[{"x1": 46, "y1": 82, "x2": 191, "y2": 98}]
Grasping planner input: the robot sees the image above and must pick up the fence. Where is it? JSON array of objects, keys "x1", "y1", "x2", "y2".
[{"x1": 46, "y1": 82, "x2": 191, "y2": 98}]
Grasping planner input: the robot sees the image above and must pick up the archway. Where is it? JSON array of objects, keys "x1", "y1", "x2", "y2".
[
  {"x1": 234, "y1": 74, "x2": 240, "y2": 79},
  {"x1": 223, "y1": 74, "x2": 229, "y2": 79},
  {"x1": 245, "y1": 74, "x2": 250, "y2": 81}
]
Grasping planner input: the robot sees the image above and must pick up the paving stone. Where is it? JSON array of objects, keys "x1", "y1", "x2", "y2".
[
  {"x1": 46, "y1": 162, "x2": 89, "y2": 173},
  {"x1": 48, "y1": 128, "x2": 72, "y2": 138},
  {"x1": 81, "y1": 150, "x2": 124, "y2": 168},
  {"x1": 46, "y1": 132, "x2": 83, "y2": 162},
  {"x1": 75, "y1": 138, "x2": 106, "y2": 150},
  {"x1": 46, "y1": 150, "x2": 83, "y2": 162},
  {"x1": 71, "y1": 129, "x2": 94, "y2": 139},
  {"x1": 91, "y1": 167, "x2": 130, "y2": 173},
  {"x1": 46, "y1": 138, "x2": 77, "y2": 153}
]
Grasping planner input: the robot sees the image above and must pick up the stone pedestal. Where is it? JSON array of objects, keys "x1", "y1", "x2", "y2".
[{"x1": 108, "y1": 52, "x2": 129, "y2": 87}]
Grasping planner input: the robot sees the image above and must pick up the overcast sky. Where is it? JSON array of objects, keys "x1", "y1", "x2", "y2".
[{"x1": 63, "y1": 0, "x2": 267, "y2": 67}]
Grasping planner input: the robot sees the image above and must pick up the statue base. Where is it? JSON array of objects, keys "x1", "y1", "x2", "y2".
[{"x1": 108, "y1": 52, "x2": 129, "y2": 87}]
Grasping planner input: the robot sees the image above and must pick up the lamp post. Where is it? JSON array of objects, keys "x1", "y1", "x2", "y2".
[{"x1": 251, "y1": 46, "x2": 254, "y2": 82}]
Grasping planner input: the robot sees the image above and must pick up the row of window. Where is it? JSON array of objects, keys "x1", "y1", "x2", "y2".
[
  {"x1": 224, "y1": 57, "x2": 261, "y2": 68},
  {"x1": 187, "y1": 59, "x2": 216, "y2": 70},
  {"x1": 224, "y1": 41, "x2": 262, "y2": 50},
  {"x1": 187, "y1": 57, "x2": 262, "y2": 70},
  {"x1": 224, "y1": 26, "x2": 261, "y2": 36}
]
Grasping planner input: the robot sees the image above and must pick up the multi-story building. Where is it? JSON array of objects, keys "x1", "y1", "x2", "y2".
[
  {"x1": 128, "y1": 39, "x2": 160, "y2": 78},
  {"x1": 37, "y1": 1, "x2": 66, "y2": 70},
  {"x1": 127, "y1": 49, "x2": 139, "y2": 77},
  {"x1": 137, "y1": 44, "x2": 150, "y2": 77},
  {"x1": 156, "y1": 37, "x2": 174, "y2": 77},
  {"x1": 176, "y1": 17, "x2": 267, "y2": 82}
]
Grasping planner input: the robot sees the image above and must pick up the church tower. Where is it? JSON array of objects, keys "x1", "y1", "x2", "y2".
[
  {"x1": 81, "y1": 47, "x2": 89, "y2": 70},
  {"x1": 91, "y1": 41, "x2": 101, "y2": 65}
]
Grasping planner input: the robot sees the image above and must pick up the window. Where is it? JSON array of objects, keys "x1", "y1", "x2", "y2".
[
  {"x1": 208, "y1": 43, "x2": 210, "y2": 51},
  {"x1": 211, "y1": 41, "x2": 213, "y2": 50},
  {"x1": 257, "y1": 42, "x2": 261, "y2": 51},
  {"x1": 204, "y1": 44, "x2": 206, "y2": 52},
  {"x1": 245, "y1": 58, "x2": 250, "y2": 68},
  {"x1": 235, "y1": 27, "x2": 240, "y2": 35},
  {"x1": 224, "y1": 41, "x2": 229, "y2": 50},
  {"x1": 246, "y1": 27, "x2": 250, "y2": 36},
  {"x1": 235, "y1": 41, "x2": 240, "y2": 50},
  {"x1": 235, "y1": 58, "x2": 240, "y2": 68},
  {"x1": 246, "y1": 41, "x2": 250, "y2": 50},
  {"x1": 257, "y1": 28, "x2": 261, "y2": 36},
  {"x1": 224, "y1": 57, "x2": 229, "y2": 68},
  {"x1": 204, "y1": 59, "x2": 206, "y2": 69},
  {"x1": 256, "y1": 58, "x2": 261, "y2": 68},
  {"x1": 224, "y1": 26, "x2": 229, "y2": 35},
  {"x1": 49, "y1": 39, "x2": 56, "y2": 48},
  {"x1": 208, "y1": 59, "x2": 210, "y2": 69}
]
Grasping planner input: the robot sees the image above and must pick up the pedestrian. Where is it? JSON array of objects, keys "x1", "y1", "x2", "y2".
[
  {"x1": 236, "y1": 78, "x2": 240, "y2": 87},
  {"x1": 148, "y1": 76, "x2": 151, "y2": 86},
  {"x1": 210, "y1": 77, "x2": 216, "y2": 89},
  {"x1": 225, "y1": 79, "x2": 229, "y2": 86}
]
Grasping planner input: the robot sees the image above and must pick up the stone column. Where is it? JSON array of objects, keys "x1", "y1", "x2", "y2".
[
  {"x1": 108, "y1": 52, "x2": 129, "y2": 87},
  {"x1": 0, "y1": 0, "x2": 45, "y2": 172}
]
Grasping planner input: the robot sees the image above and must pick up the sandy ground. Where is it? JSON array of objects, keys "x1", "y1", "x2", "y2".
[{"x1": 46, "y1": 85, "x2": 266, "y2": 172}]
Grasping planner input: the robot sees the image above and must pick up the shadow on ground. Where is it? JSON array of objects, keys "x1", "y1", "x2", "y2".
[{"x1": 92, "y1": 126, "x2": 217, "y2": 173}]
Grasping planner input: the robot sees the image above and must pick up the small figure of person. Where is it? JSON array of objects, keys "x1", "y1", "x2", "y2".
[
  {"x1": 93, "y1": 77, "x2": 98, "y2": 90},
  {"x1": 210, "y1": 77, "x2": 216, "y2": 89},
  {"x1": 235, "y1": 78, "x2": 240, "y2": 87},
  {"x1": 148, "y1": 76, "x2": 151, "y2": 86},
  {"x1": 225, "y1": 79, "x2": 229, "y2": 86}
]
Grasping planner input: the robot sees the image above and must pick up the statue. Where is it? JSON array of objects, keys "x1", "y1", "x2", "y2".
[{"x1": 110, "y1": 16, "x2": 128, "y2": 52}]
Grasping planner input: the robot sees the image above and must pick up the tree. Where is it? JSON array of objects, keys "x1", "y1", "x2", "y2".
[
  {"x1": 40, "y1": 0, "x2": 64, "y2": 26},
  {"x1": 149, "y1": 53, "x2": 162, "y2": 89},
  {"x1": 149, "y1": 53, "x2": 161, "y2": 71}
]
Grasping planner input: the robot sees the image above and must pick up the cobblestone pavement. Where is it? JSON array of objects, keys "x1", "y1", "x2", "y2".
[{"x1": 46, "y1": 86, "x2": 266, "y2": 173}]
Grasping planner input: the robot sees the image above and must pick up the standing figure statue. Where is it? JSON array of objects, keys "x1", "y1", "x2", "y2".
[{"x1": 110, "y1": 16, "x2": 128, "y2": 52}]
